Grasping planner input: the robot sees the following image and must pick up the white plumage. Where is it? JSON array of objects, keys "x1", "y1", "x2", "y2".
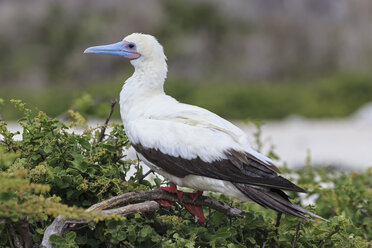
[
  {"x1": 118, "y1": 34, "x2": 273, "y2": 199},
  {"x1": 85, "y1": 33, "x2": 323, "y2": 219},
  {"x1": 119, "y1": 34, "x2": 272, "y2": 164}
]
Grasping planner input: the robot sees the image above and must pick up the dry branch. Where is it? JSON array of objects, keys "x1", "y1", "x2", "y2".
[
  {"x1": 102, "y1": 201, "x2": 159, "y2": 216},
  {"x1": 41, "y1": 215, "x2": 67, "y2": 248},
  {"x1": 138, "y1": 169, "x2": 154, "y2": 182},
  {"x1": 292, "y1": 222, "x2": 302, "y2": 248},
  {"x1": 98, "y1": 99, "x2": 117, "y2": 142},
  {"x1": 41, "y1": 189, "x2": 246, "y2": 247},
  {"x1": 87, "y1": 189, "x2": 246, "y2": 217}
]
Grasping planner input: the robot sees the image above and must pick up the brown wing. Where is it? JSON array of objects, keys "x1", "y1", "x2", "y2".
[
  {"x1": 133, "y1": 143, "x2": 305, "y2": 193},
  {"x1": 233, "y1": 184, "x2": 324, "y2": 219}
]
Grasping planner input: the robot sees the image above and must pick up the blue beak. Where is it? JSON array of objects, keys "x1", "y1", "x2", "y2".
[{"x1": 84, "y1": 41, "x2": 140, "y2": 59}]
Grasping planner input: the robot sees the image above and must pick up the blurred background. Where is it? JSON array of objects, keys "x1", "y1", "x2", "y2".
[{"x1": 1, "y1": 0, "x2": 372, "y2": 169}]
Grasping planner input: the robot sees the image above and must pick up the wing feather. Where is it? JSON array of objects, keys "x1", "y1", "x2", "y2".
[
  {"x1": 128, "y1": 99, "x2": 303, "y2": 192},
  {"x1": 133, "y1": 143, "x2": 305, "y2": 193}
]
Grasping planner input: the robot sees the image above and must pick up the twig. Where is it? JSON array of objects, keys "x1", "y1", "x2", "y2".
[
  {"x1": 98, "y1": 99, "x2": 117, "y2": 142},
  {"x1": 112, "y1": 154, "x2": 126, "y2": 163},
  {"x1": 292, "y1": 222, "x2": 301, "y2": 248},
  {"x1": 274, "y1": 212, "x2": 282, "y2": 238},
  {"x1": 138, "y1": 170, "x2": 154, "y2": 182},
  {"x1": 266, "y1": 212, "x2": 282, "y2": 247},
  {"x1": 275, "y1": 212, "x2": 282, "y2": 228}
]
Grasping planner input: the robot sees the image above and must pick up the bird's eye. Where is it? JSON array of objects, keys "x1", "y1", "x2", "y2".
[{"x1": 128, "y1": 43, "x2": 135, "y2": 49}]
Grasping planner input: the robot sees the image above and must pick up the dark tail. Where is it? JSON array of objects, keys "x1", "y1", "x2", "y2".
[{"x1": 234, "y1": 183, "x2": 326, "y2": 220}]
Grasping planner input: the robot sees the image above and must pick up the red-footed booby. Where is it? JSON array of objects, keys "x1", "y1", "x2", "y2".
[{"x1": 84, "y1": 33, "x2": 323, "y2": 221}]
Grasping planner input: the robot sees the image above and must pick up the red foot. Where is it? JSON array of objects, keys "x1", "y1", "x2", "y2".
[
  {"x1": 157, "y1": 182, "x2": 180, "y2": 207},
  {"x1": 157, "y1": 183, "x2": 205, "y2": 223},
  {"x1": 189, "y1": 190, "x2": 203, "y2": 201}
]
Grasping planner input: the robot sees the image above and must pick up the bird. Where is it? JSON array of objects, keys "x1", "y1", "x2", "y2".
[{"x1": 84, "y1": 33, "x2": 323, "y2": 222}]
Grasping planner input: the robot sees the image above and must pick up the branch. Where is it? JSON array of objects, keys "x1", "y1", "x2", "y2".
[
  {"x1": 138, "y1": 170, "x2": 154, "y2": 183},
  {"x1": 41, "y1": 215, "x2": 66, "y2": 248},
  {"x1": 292, "y1": 222, "x2": 301, "y2": 248},
  {"x1": 102, "y1": 201, "x2": 159, "y2": 216},
  {"x1": 87, "y1": 189, "x2": 246, "y2": 217},
  {"x1": 98, "y1": 99, "x2": 117, "y2": 142},
  {"x1": 41, "y1": 190, "x2": 246, "y2": 247}
]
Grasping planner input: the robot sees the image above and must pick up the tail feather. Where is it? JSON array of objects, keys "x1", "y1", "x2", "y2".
[{"x1": 234, "y1": 183, "x2": 326, "y2": 220}]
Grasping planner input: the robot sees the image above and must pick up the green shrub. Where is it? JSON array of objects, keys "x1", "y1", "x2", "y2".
[{"x1": 0, "y1": 100, "x2": 371, "y2": 247}]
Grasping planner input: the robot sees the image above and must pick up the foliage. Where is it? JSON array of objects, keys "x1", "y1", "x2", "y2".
[
  {"x1": 165, "y1": 73, "x2": 372, "y2": 120},
  {"x1": 0, "y1": 100, "x2": 371, "y2": 247},
  {"x1": 2, "y1": 72, "x2": 372, "y2": 121}
]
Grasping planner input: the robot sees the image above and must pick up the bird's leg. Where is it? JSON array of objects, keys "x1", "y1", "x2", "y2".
[
  {"x1": 183, "y1": 190, "x2": 205, "y2": 223},
  {"x1": 189, "y1": 190, "x2": 203, "y2": 201},
  {"x1": 157, "y1": 182, "x2": 179, "y2": 207},
  {"x1": 157, "y1": 183, "x2": 205, "y2": 223},
  {"x1": 158, "y1": 182, "x2": 183, "y2": 200}
]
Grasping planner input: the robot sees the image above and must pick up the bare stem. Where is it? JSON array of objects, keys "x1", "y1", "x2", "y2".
[
  {"x1": 292, "y1": 222, "x2": 301, "y2": 248},
  {"x1": 98, "y1": 99, "x2": 117, "y2": 142},
  {"x1": 138, "y1": 170, "x2": 154, "y2": 183}
]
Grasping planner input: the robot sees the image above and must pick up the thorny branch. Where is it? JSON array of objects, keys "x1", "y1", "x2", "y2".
[{"x1": 41, "y1": 189, "x2": 246, "y2": 248}]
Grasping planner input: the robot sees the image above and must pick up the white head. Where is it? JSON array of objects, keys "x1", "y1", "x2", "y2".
[{"x1": 84, "y1": 33, "x2": 167, "y2": 72}]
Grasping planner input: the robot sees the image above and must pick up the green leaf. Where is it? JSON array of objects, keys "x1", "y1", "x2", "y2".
[
  {"x1": 49, "y1": 234, "x2": 64, "y2": 244},
  {"x1": 117, "y1": 230, "x2": 126, "y2": 241},
  {"x1": 140, "y1": 225, "x2": 153, "y2": 238},
  {"x1": 247, "y1": 237, "x2": 256, "y2": 244},
  {"x1": 65, "y1": 231, "x2": 76, "y2": 242}
]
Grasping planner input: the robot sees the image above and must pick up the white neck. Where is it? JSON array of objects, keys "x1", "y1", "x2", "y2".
[{"x1": 119, "y1": 58, "x2": 168, "y2": 123}]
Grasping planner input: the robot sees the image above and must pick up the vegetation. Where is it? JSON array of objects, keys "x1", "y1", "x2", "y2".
[
  {"x1": 166, "y1": 73, "x2": 372, "y2": 119},
  {"x1": 2, "y1": 72, "x2": 372, "y2": 121},
  {"x1": 0, "y1": 99, "x2": 371, "y2": 247}
]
